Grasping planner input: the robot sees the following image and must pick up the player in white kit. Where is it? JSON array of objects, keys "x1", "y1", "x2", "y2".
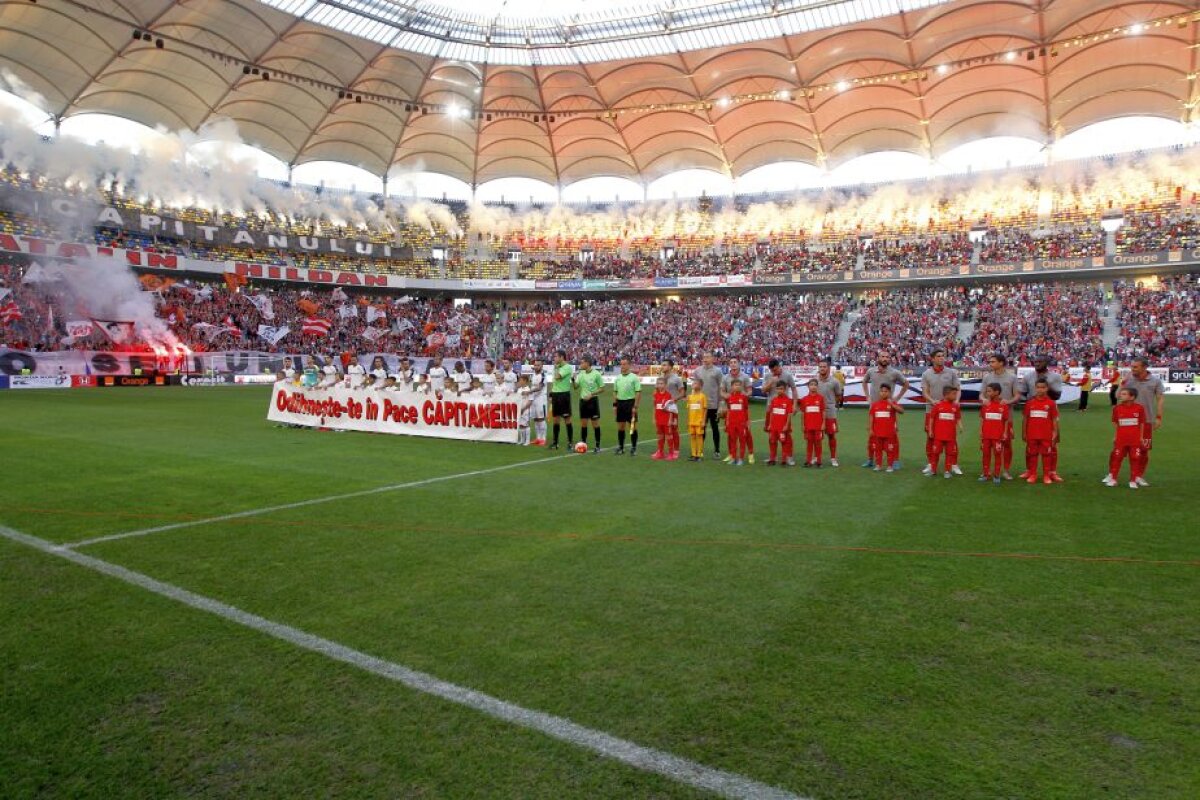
[
  {"x1": 528, "y1": 357, "x2": 548, "y2": 445},
  {"x1": 427, "y1": 357, "x2": 448, "y2": 397}
]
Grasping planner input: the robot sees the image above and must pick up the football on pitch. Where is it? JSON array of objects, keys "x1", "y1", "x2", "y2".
[{"x1": 574, "y1": 441, "x2": 589, "y2": 453}]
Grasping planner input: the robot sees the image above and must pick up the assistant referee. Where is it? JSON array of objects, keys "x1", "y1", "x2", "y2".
[
  {"x1": 612, "y1": 357, "x2": 642, "y2": 456},
  {"x1": 549, "y1": 349, "x2": 574, "y2": 449}
]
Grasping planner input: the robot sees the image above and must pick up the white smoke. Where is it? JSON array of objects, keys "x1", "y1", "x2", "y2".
[
  {"x1": 0, "y1": 113, "x2": 452, "y2": 235},
  {"x1": 40, "y1": 257, "x2": 179, "y2": 347}
]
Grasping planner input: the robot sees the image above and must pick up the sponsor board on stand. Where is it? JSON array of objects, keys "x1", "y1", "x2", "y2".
[
  {"x1": 98, "y1": 375, "x2": 168, "y2": 387},
  {"x1": 179, "y1": 374, "x2": 236, "y2": 386},
  {"x1": 9, "y1": 374, "x2": 72, "y2": 389},
  {"x1": 753, "y1": 273, "x2": 790, "y2": 285},
  {"x1": 794, "y1": 270, "x2": 842, "y2": 284}
]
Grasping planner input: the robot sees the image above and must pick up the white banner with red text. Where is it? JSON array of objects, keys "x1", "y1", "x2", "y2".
[{"x1": 267, "y1": 384, "x2": 520, "y2": 443}]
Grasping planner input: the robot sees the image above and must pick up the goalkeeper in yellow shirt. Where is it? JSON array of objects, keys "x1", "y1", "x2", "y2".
[{"x1": 686, "y1": 377, "x2": 708, "y2": 461}]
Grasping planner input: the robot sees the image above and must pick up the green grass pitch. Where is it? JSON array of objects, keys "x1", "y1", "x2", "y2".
[{"x1": 1, "y1": 387, "x2": 1197, "y2": 799}]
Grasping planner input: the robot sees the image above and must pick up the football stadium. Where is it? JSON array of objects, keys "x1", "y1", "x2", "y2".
[{"x1": 1, "y1": 0, "x2": 1197, "y2": 797}]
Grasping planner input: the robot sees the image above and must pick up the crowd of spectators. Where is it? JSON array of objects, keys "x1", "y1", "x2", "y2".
[
  {"x1": 979, "y1": 226, "x2": 1105, "y2": 262},
  {"x1": 963, "y1": 282, "x2": 1106, "y2": 366},
  {"x1": 839, "y1": 287, "x2": 968, "y2": 366},
  {"x1": 1113, "y1": 274, "x2": 1198, "y2": 365},
  {"x1": 1115, "y1": 213, "x2": 1200, "y2": 254},
  {"x1": 860, "y1": 235, "x2": 973, "y2": 270},
  {"x1": 0, "y1": 254, "x2": 495, "y2": 357},
  {"x1": 5, "y1": 251, "x2": 1195, "y2": 367}
]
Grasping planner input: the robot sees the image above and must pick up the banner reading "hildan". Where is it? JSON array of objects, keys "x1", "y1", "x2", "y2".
[{"x1": 267, "y1": 384, "x2": 520, "y2": 443}]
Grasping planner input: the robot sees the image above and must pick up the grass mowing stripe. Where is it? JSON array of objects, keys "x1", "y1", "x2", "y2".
[
  {"x1": 62, "y1": 417, "x2": 759, "y2": 551},
  {"x1": 38, "y1": 509, "x2": 1200, "y2": 567},
  {"x1": 0, "y1": 523, "x2": 807, "y2": 800},
  {"x1": 62, "y1": 451, "x2": 576, "y2": 549}
]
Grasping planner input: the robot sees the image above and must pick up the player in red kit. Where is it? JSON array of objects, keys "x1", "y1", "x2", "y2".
[
  {"x1": 763, "y1": 382, "x2": 796, "y2": 466},
  {"x1": 801, "y1": 378, "x2": 827, "y2": 467},
  {"x1": 978, "y1": 382, "x2": 1011, "y2": 485},
  {"x1": 651, "y1": 377, "x2": 675, "y2": 461},
  {"x1": 1104, "y1": 387, "x2": 1148, "y2": 489},
  {"x1": 725, "y1": 378, "x2": 751, "y2": 466},
  {"x1": 868, "y1": 383, "x2": 904, "y2": 472},
  {"x1": 927, "y1": 385, "x2": 962, "y2": 478},
  {"x1": 1022, "y1": 378, "x2": 1061, "y2": 484}
]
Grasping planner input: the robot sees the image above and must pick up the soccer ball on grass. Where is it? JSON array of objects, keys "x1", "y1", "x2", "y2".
[{"x1": 574, "y1": 441, "x2": 589, "y2": 454}]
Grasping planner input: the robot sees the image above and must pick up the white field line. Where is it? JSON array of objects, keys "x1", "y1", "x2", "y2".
[
  {"x1": 64, "y1": 418, "x2": 764, "y2": 551},
  {"x1": 63, "y1": 452, "x2": 575, "y2": 549},
  {"x1": 0, "y1": 524, "x2": 805, "y2": 800}
]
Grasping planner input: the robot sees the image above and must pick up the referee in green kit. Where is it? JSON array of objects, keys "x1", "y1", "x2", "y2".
[{"x1": 612, "y1": 357, "x2": 642, "y2": 455}]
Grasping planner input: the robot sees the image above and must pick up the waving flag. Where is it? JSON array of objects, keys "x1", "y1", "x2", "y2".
[
  {"x1": 257, "y1": 324, "x2": 291, "y2": 345},
  {"x1": 0, "y1": 300, "x2": 22, "y2": 324},
  {"x1": 366, "y1": 306, "x2": 386, "y2": 324},
  {"x1": 302, "y1": 317, "x2": 332, "y2": 337},
  {"x1": 337, "y1": 303, "x2": 358, "y2": 319},
  {"x1": 66, "y1": 320, "x2": 94, "y2": 339},
  {"x1": 246, "y1": 294, "x2": 275, "y2": 321},
  {"x1": 92, "y1": 319, "x2": 136, "y2": 343}
]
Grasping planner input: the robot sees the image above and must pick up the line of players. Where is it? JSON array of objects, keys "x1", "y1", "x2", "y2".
[
  {"x1": 545, "y1": 347, "x2": 1165, "y2": 489},
  {"x1": 284, "y1": 347, "x2": 1166, "y2": 487}
]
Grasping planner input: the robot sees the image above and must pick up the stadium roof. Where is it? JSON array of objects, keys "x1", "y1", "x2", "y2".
[{"x1": 0, "y1": 0, "x2": 1195, "y2": 186}]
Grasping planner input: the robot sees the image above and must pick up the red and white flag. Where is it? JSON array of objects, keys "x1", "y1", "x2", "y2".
[
  {"x1": 302, "y1": 317, "x2": 332, "y2": 337},
  {"x1": 92, "y1": 319, "x2": 136, "y2": 343},
  {"x1": 0, "y1": 300, "x2": 22, "y2": 324}
]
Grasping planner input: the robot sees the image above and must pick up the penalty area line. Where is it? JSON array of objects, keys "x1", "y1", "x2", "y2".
[
  {"x1": 0, "y1": 524, "x2": 805, "y2": 800},
  {"x1": 63, "y1": 452, "x2": 576, "y2": 550}
]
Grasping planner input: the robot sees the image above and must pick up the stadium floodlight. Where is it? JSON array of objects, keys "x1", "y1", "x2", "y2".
[
  {"x1": 936, "y1": 64, "x2": 949, "y2": 75},
  {"x1": 1129, "y1": 23, "x2": 1146, "y2": 34},
  {"x1": 717, "y1": 97, "x2": 730, "y2": 108},
  {"x1": 835, "y1": 80, "x2": 850, "y2": 92},
  {"x1": 1005, "y1": 51, "x2": 1015, "y2": 60}
]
